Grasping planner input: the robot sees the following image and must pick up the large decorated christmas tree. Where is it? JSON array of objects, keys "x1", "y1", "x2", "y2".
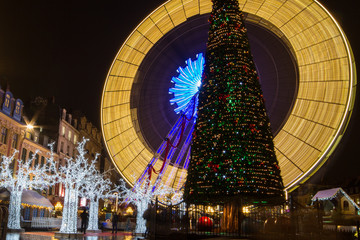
[{"x1": 185, "y1": 0, "x2": 284, "y2": 204}]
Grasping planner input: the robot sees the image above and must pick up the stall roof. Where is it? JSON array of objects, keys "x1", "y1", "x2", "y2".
[
  {"x1": 312, "y1": 187, "x2": 360, "y2": 211},
  {"x1": 22, "y1": 189, "x2": 53, "y2": 208},
  {"x1": 312, "y1": 187, "x2": 343, "y2": 201},
  {"x1": 0, "y1": 188, "x2": 53, "y2": 209}
]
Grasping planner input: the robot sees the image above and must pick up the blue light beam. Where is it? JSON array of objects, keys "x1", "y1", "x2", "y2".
[{"x1": 169, "y1": 53, "x2": 204, "y2": 114}]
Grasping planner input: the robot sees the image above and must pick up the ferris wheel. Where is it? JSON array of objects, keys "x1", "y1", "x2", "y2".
[{"x1": 101, "y1": 0, "x2": 356, "y2": 194}]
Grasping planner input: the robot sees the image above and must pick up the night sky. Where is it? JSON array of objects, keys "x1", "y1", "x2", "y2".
[{"x1": 0, "y1": 1, "x2": 358, "y2": 186}]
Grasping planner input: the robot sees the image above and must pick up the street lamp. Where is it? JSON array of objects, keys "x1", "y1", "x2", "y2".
[{"x1": 114, "y1": 192, "x2": 118, "y2": 213}]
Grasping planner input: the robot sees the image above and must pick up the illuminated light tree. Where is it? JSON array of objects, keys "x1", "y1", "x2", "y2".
[
  {"x1": 0, "y1": 146, "x2": 57, "y2": 230},
  {"x1": 185, "y1": 0, "x2": 284, "y2": 204},
  {"x1": 58, "y1": 138, "x2": 98, "y2": 234},
  {"x1": 79, "y1": 170, "x2": 113, "y2": 231},
  {"x1": 118, "y1": 177, "x2": 174, "y2": 234}
]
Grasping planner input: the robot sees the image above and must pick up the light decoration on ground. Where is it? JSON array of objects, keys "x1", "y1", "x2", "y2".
[
  {"x1": 79, "y1": 169, "x2": 114, "y2": 231},
  {"x1": 0, "y1": 145, "x2": 57, "y2": 230},
  {"x1": 118, "y1": 176, "x2": 174, "y2": 234},
  {"x1": 57, "y1": 138, "x2": 99, "y2": 234},
  {"x1": 169, "y1": 53, "x2": 203, "y2": 115}
]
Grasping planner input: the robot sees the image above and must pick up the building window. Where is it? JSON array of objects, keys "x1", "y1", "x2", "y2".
[
  {"x1": 58, "y1": 183, "x2": 65, "y2": 197},
  {"x1": 29, "y1": 151, "x2": 34, "y2": 161},
  {"x1": 13, "y1": 99, "x2": 23, "y2": 122},
  {"x1": 4, "y1": 95, "x2": 10, "y2": 108},
  {"x1": 80, "y1": 197, "x2": 87, "y2": 207},
  {"x1": 40, "y1": 209, "x2": 45, "y2": 217},
  {"x1": 62, "y1": 126, "x2": 65, "y2": 136},
  {"x1": 25, "y1": 131, "x2": 32, "y2": 140},
  {"x1": 1, "y1": 128, "x2": 8, "y2": 144},
  {"x1": 60, "y1": 142, "x2": 64, "y2": 153},
  {"x1": 9, "y1": 158, "x2": 15, "y2": 171},
  {"x1": 67, "y1": 145, "x2": 70, "y2": 156},
  {"x1": 34, "y1": 154, "x2": 39, "y2": 167},
  {"x1": 40, "y1": 156, "x2": 45, "y2": 168},
  {"x1": 68, "y1": 130, "x2": 72, "y2": 141},
  {"x1": 343, "y1": 200, "x2": 349, "y2": 211},
  {"x1": 12, "y1": 134, "x2": 18, "y2": 148},
  {"x1": 74, "y1": 135, "x2": 77, "y2": 144},
  {"x1": 15, "y1": 101, "x2": 20, "y2": 115},
  {"x1": 21, "y1": 148, "x2": 27, "y2": 161},
  {"x1": 33, "y1": 208, "x2": 38, "y2": 218},
  {"x1": 24, "y1": 208, "x2": 30, "y2": 220}
]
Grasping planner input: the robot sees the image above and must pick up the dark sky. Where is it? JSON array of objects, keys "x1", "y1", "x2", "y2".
[
  {"x1": 0, "y1": 1, "x2": 358, "y2": 186},
  {"x1": 0, "y1": 0, "x2": 165, "y2": 126}
]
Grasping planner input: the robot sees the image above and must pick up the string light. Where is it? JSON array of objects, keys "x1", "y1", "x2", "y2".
[
  {"x1": 58, "y1": 138, "x2": 100, "y2": 234},
  {"x1": 79, "y1": 169, "x2": 114, "y2": 231},
  {"x1": 185, "y1": 0, "x2": 284, "y2": 204},
  {"x1": 118, "y1": 176, "x2": 177, "y2": 234},
  {"x1": 0, "y1": 145, "x2": 57, "y2": 230}
]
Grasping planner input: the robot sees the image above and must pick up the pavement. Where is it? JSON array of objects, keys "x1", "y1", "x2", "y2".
[
  {"x1": 5, "y1": 231, "x2": 248, "y2": 240},
  {"x1": 5, "y1": 231, "x2": 142, "y2": 240}
]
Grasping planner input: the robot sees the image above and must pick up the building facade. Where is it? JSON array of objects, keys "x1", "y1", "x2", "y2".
[
  {"x1": 0, "y1": 91, "x2": 117, "y2": 224},
  {"x1": 0, "y1": 88, "x2": 60, "y2": 221}
]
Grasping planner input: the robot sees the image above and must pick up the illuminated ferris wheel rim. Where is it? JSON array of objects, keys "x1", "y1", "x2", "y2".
[{"x1": 101, "y1": 0, "x2": 356, "y2": 192}]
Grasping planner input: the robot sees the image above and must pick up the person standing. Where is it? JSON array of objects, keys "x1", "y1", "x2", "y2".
[
  {"x1": 112, "y1": 212, "x2": 119, "y2": 233},
  {"x1": 143, "y1": 207, "x2": 151, "y2": 238},
  {"x1": 80, "y1": 210, "x2": 89, "y2": 234}
]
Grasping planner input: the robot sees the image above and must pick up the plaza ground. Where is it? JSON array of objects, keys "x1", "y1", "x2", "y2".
[{"x1": 5, "y1": 231, "x2": 136, "y2": 240}]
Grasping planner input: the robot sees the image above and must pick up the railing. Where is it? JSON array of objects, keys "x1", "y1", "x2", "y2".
[
  {"x1": 145, "y1": 200, "x2": 360, "y2": 240},
  {"x1": 31, "y1": 217, "x2": 79, "y2": 229}
]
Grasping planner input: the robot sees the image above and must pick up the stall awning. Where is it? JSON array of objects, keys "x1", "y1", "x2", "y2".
[
  {"x1": 311, "y1": 187, "x2": 343, "y2": 201},
  {"x1": 312, "y1": 187, "x2": 360, "y2": 211},
  {"x1": 21, "y1": 189, "x2": 53, "y2": 209}
]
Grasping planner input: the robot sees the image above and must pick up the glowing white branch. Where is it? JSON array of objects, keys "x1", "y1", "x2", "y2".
[
  {"x1": 57, "y1": 138, "x2": 99, "y2": 234},
  {"x1": 0, "y1": 144, "x2": 57, "y2": 230},
  {"x1": 79, "y1": 169, "x2": 113, "y2": 231},
  {"x1": 118, "y1": 176, "x2": 174, "y2": 234}
]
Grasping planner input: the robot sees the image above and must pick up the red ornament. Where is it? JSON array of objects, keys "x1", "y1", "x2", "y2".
[
  {"x1": 208, "y1": 162, "x2": 219, "y2": 172},
  {"x1": 249, "y1": 123, "x2": 260, "y2": 133},
  {"x1": 219, "y1": 94, "x2": 230, "y2": 102},
  {"x1": 198, "y1": 216, "x2": 213, "y2": 231},
  {"x1": 242, "y1": 65, "x2": 249, "y2": 73}
]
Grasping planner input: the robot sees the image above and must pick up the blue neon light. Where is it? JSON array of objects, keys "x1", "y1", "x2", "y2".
[{"x1": 169, "y1": 53, "x2": 204, "y2": 114}]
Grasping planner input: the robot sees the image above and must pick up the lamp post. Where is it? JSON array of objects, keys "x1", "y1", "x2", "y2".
[{"x1": 114, "y1": 192, "x2": 118, "y2": 213}]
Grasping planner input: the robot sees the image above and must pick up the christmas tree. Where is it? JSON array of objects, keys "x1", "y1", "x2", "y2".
[{"x1": 185, "y1": 0, "x2": 284, "y2": 204}]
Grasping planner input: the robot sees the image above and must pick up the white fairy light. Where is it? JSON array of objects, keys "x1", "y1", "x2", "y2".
[
  {"x1": 0, "y1": 144, "x2": 57, "y2": 230},
  {"x1": 57, "y1": 138, "x2": 99, "y2": 234},
  {"x1": 79, "y1": 169, "x2": 113, "y2": 231},
  {"x1": 118, "y1": 176, "x2": 175, "y2": 234}
]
